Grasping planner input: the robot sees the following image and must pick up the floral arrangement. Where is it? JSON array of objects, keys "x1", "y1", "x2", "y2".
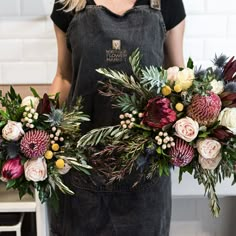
[
  {"x1": 0, "y1": 87, "x2": 92, "y2": 205},
  {"x1": 78, "y1": 50, "x2": 236, "y2": 216}
]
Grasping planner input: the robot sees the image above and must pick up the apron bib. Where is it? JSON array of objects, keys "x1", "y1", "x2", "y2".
[{"x1": 50, "y1": 1, "x2": 171, "y2": 235}]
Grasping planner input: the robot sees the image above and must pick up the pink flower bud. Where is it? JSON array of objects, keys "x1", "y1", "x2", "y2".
[{"x1": 1, "y1": 157, "x2": 24, "y2": 180}]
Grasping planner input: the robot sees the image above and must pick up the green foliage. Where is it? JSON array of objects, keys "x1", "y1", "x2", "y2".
[
  {"x1": 187, "y1": 57, "x2": 194, "y2": 69},
  {"x1": 141, "y1": 66, "x2": 167, "y2": 94},
  {"x1": 129, "y1": 48, "x2": 142, "y2": 78}
]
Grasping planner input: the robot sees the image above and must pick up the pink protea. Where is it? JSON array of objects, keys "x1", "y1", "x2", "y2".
[
  {"x1": 1, "y1": 156, "x2": 24, "y2": 180},
  {"x1": 169, "y1": 138, "x2": 195, "y2": 167},
  {"x1": 187, "y1": 92, "x2": 222, "y2": 126},
  {"x1": 142, "y1": 96, "x2": 177, "y2": 129},
  {"x1": 20, "y1": 130, "x2": 50, "y2": 158}
]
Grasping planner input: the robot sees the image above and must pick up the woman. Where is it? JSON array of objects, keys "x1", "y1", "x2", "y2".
[{"x1": 49, "y1": 0, "x2": 186, "y2": 235}]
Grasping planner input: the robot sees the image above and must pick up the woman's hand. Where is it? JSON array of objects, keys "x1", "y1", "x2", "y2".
[
  {"x1": 164, "y1": 19, "x2": 185, "y2": 68},
  {"x1": 48, "y1": 24, "x2": 72, "y2": 105}
]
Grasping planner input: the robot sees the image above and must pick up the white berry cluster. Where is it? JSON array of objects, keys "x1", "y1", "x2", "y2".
[
  {"x1": 155, "y1": 131, "x2": 175, "y2": 150},
  {"x1": 119, "y1": 110, "x2": 138, "y2": 129},
  {"x1": 21, "y1": 106, "x2": 38, "y2": 129},
  {"x1": 50, "y1": 127, "x2": 64, "y2": 145}
]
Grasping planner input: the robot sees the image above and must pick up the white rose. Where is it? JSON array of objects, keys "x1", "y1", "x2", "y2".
[
  {"x1": 174, "y1": 117, "x2": 199, "y2": 142},
  {"x1": 24, "y1": 157, "x2": 47, "y2": 182},
  {"x1": 167, "y1": 66, "x2": 179, "y2": 85},
  {"x1": 197, "y1": 138, "x2": 222, "y2": 170},
  {"x1": 218, "y1": 107, "x2": 236, "y2": 134},
  {"x1": 199, "y1": 153, "x2": 222, "y2": 170},
  {"x1": 2, "y1": 121, "x2": 25, "y2": 141},
  {"x1": 58, "y1": 163, "x2": 71, "y2": 175},
  {"x1": 210, "y1": 79, "x2": 224, "y2": 95},
  {"x1": 21, "y1": 96, "x2": 39, "y2": 110}
]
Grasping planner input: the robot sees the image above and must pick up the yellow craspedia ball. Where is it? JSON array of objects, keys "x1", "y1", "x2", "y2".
[
  {"x1": 174, "y1": 84, "x2": 182, "y2": 93},
  {"x1": 161, "y1": 86, "x2": 171, "y2": 96},
  {"x1": 56, "y1": 159, "x2": 65, "y2": 169},
  {"x1": 52, "y1": 143, "x2": 60, "y2": 152},
  {"x1": 175, "y1": 103, "x2": 184, "y2": 112},
  {"x1": 44, "y1": 150, "x2": 53, "y2": 160}
]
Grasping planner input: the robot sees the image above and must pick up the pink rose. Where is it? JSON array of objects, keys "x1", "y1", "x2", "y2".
[
  {"x1": 167, "y1": 66, "x2": 179, "y2": 85},
  {"x1": 2, "y1": 121, "x2": 24, "y2": 141},
  {"x1": 174, "y1": 117, "x2": 199, "y2": 142},
  {"x1": 197, "y1": 138, "x2": 222, "y2": 170},
  {"x1": 1, "y1": 157, "x2": 24, "y2": 180},
  {"x1": 24, "y1": 157, "x2": 47, "y2": 182},
  {"x1": 142, "y1": 96, "x2": 176, "y2": 129}
]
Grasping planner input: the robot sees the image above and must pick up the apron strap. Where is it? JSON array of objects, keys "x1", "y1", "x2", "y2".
[{"x1": 150, "y1": 0, "x2": 161, "y2": 10}]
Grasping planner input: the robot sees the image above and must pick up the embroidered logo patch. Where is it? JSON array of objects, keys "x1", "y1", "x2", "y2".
[{"x1": 106, "y1": 39, "x2": 127, "y2": 63}]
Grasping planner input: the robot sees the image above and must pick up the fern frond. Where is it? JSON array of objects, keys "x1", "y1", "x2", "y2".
[{"x1": 141, "y1": 66, "x2": 167, "y2": 94}]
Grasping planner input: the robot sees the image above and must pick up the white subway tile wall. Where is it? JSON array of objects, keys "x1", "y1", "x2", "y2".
[{"x1": 0, "y1": 1, "x2": 236, "y2": 235}]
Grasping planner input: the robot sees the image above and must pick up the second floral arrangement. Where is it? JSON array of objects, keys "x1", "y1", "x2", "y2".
[{"x1": 78, "y1": 49, "x2": 236, "y2": 217}]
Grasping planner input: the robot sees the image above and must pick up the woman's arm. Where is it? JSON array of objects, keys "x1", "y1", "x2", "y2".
[
  {"x1": 48, "y1": 24, "x2": 72, "y2": 105},
  {"x1": 163, "y1": 19, "x2": 185, "y2": 68}
]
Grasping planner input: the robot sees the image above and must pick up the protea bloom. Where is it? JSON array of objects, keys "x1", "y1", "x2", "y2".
[
  {"x1": 142, "y1": 96, "x2": 176, "y2": 129},
  {"x1": 169, "y1": 138, "x2": 195, "y2": 167},
  {"x1": 223, "y1": 56, "x2": 236, "y2": 82},
  {"x1": 20, "y1": 130, "x2": 50, "y2": 158},
  {"x1": 211, "y1": 126, "x2": 233, "y2": 141},
  {"x1": 187, "y1": 92, "x2": 221, "y2": 126},
  {"x1": 1, "y1": 156, "x2": 24, "y2": 180}
]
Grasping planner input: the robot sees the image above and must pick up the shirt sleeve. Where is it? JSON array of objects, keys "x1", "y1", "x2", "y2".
[
  {"x1": 50, "y1": 1, "x2": 74, "y2": 33},
  {"x1": 161, "y1": 0, "x2": 186, "y2": 31}
]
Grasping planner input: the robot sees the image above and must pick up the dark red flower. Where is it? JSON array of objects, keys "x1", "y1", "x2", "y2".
[
  {"x1": 211, "y1": 126, "x2": 234, "y2": 141},
  {"x1": 220, "y1": 91, "x2": 236, "y2": 108},
  {"x1": 1, "y1": 156, "x2": 24, "y2": 180},
  {"x1": 223, "y1": 56, "x2": 236, "y2": 82},
  {"x1": 142, "y1": 96, "x2": 176, "y2": 129},
  {"x1": 36, "y1": 93, "x2": 51, "y2": 115}
]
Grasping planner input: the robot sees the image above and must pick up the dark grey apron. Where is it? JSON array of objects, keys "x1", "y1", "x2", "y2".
[{"x1": 50, "y1": 0, "x2": 171, "y2": 235}]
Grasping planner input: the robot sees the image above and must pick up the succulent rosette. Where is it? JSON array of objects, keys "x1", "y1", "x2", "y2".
[{"x1": 142, "y1": 97, "x2": 177, "y2": 129}]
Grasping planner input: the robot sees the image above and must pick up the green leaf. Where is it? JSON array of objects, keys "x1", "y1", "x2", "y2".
[
  {"x1": 6, "y1": 179, "x2": 16, "y2": 189},
  {"x1": 30, "y1": 87, "x2": 40, "y2": 98},
  {"x1": 187, "y1": 58, "x2": 194, "y2": 69}
]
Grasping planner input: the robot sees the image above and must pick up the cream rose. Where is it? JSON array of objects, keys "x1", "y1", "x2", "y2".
[
  {"x1": 210, "y1": 79, "x2": 224, "y2": 95},
  {"x1": 197, "y1": 138, "x2": 222, "y2": 170},
  {"x1": 21, "y1": 96, "x2": 39, "y2": 109},
  {"x1": 175, "y1": 68, "x2": 194, "y2": 90},
  {"x1": 24, "y1": 157, "x2": 47, "y2": 182},
  {"x1": 174, "y1": 117, "x2": 199, "y2": 142},
  {"x1": 218, "y1": 107, "x2": 236, "y2": 135},
  {"x1": 167, "y1": 66, "x2": 179, "y2": 85},
  {"x1": 2, "y1": 121, "x2": 25, "y2": 141}
]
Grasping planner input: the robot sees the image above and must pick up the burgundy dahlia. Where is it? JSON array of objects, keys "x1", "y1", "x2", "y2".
[
  {"x1": 223, "y1": 56, "x2": 236, "y2": 82},
  {"x1": 1, "y1": 156, "x2": 24, "y2": 180},
  {"x1": 20, "y1": 130, "x2": 50, "y2": 158},
  {"x1": 142, "y1": 97, "x2": 177, "y2": 129},
  {"x1": 169, "y1": 138, "x2": 195, "y2": 167}
]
